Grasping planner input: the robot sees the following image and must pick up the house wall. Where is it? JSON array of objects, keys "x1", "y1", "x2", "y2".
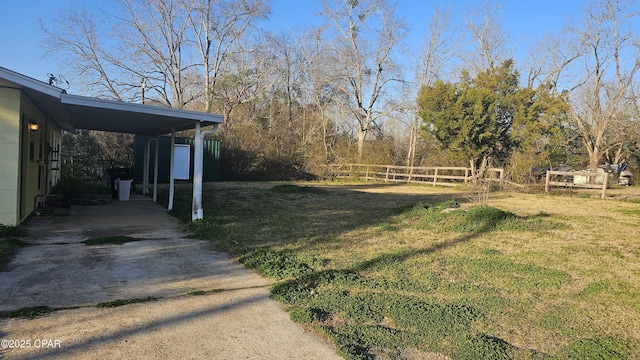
[
  {"x1": 0, "y1": 87, "x2": 55, "y2": 226},
  {"x1": 19, "y1": 92, "x2": 48, "y2": 223},
  {"x1": 0, "y1": 88, "x2": 20, "y2": 226}
]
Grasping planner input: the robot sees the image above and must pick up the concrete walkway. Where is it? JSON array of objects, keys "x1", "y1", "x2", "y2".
[{"x1": 0, "y1": 195, "x2": 340, "y2": 360}]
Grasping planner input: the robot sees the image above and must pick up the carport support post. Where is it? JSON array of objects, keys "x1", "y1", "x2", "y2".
[
  {"x1": 192, "y1": 122, "x2": 218, "y2": 221},
  {"x1": 143, "y1": 136, "x2": 150, "y2": 195},
  {"x1": 153, "y1": 134, "x2": 160, "y2": 202},
  {"x1": 168, "y1": 128, "x2": 176, "y2": 211}
]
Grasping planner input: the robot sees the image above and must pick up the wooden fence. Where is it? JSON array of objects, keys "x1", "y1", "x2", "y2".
[
  {"x1": 545, "y1": 170, "x2": 609, "y2": 199},
  {"x1": 327, "y1": 164, "x2": 504, "y2": 187}
]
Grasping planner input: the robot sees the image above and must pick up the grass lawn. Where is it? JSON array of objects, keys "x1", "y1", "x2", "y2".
[{"x1": 160, "y1": 182, "x2": 640, "y2": 359}]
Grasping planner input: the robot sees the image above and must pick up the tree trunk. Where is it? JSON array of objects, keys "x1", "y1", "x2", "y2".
[
  {"x1": 589, "y1": 146, "x2": 601, "y2": 183},
  {"x1": 406, "y1": 117, "x2": 418, "y2": 167},
  {"x1": 357, "y1": 127, "x2": 367, "y2": 162},
  {"x1": 470, "y1": 155, "x2": 489, "y2": 185}
]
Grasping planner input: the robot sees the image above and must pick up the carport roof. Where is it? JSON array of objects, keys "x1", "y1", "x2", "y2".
[{"x1": 0, "y1": 66, "x2": 223, "y2": 135}]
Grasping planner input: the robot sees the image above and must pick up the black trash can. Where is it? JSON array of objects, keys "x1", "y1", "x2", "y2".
[{"x1": 107, "y1": 168, "x2": 134, "y2": 199}]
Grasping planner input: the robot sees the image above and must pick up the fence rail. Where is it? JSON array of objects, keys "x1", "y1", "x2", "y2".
[
  {"x1": 327, "y1": 165, "x2": 613, "y2": 197},
  {"x1": 545, "y1": 170, "x2": 609, "y2": 199},
  {"x1": 327, "y1": 164, "x2": 504, "y2": 187}
]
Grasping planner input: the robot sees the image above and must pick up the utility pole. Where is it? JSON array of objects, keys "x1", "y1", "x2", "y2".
[{"x1": 141, "y1": 77, "x2": 145, "y2": 104}]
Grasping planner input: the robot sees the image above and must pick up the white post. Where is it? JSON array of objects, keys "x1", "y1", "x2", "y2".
[
  {"x1": 192, "y1": 122, "x2": 218, "y2": 221},
  {"x1": 168, "y1": 128, "x2": 176, "y2": 211},
  {"x1": 192, "y1": 122, "x2": 203, "y2": 220},
  {"x1": 153, "y1": 134, "x2": 159, "y2": 202},
  {"x1": 143, "y1": 136, "x2": 150, "y2": 195}
]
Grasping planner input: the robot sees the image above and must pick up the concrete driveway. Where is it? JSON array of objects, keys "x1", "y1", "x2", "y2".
[{"x1": 0, "y1": 195, "x2": 340, "y2": 360}]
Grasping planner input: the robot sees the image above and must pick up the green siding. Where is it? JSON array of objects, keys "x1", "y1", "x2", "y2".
[
  {"x1": 0, "y1": 88, "x2": 20, "y2": 225},
  {"x1": 133, "y1": 135, "x2": 221, "y2": 183}
]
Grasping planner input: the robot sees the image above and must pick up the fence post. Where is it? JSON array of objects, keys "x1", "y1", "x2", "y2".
[
  {"x1": 433, "y1": 168, "x2": 438, "y2": 186},
  {"x1": 385, "y1": 166, "x2": 390, "y2": 182},
  {"x1": 601, "y1": 172, "x2": 609, "y2": 199},
  {"x1": 408, "y1": 166, "x2": 414, "y2": 184},
  {"x1": 545, "y1": 171, "x2": 551, "y2": 193},
  {"x1": 365, "y1": 164, "x2": 370, "y2": 180}
]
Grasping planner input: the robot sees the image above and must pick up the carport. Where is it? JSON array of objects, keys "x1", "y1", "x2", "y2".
[{"x1": 0, "y1": 67, "x2": 223, "y2": 221}]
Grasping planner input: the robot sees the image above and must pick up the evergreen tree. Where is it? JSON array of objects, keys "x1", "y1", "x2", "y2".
[{"x1": 418, "y1": 60, "x2": 569, "y2": 178}]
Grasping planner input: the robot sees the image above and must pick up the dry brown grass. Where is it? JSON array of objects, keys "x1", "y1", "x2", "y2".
[{"x1": 352, "y1": 184, "x2": 640, "y2": 352}]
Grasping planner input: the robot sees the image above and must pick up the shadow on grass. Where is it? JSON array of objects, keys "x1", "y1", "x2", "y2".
[
  {"x1": 349, "y1": 230, "x2": 483, "y2": 273},
  {"x1": 159, "y1": 183, "x2": 472, "y2": 254}
]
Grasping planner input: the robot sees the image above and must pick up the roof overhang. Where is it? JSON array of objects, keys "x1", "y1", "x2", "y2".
[{"x1": 0, "y1": 67, "x2": 223, "y2": 135}]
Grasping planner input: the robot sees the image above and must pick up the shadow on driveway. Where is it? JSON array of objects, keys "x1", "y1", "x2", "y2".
[{"x1": 0, "y1": 195, "x2": 340, "y2": 359}]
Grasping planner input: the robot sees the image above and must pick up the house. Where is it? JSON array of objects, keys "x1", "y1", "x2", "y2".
[
  {"x1": 0, "y1": 67, "x2": 222, "y2": 226},
  {"x1": 573, "y1": 164, "x2": 633, "y2": 186}
]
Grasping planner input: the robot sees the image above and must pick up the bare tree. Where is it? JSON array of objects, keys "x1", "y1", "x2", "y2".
[
  {"x1": 320, "y1": 0, "x2": 408, "y2": 161},
  {"x1": 295, "y1": 27, "x2": 343, "y2": 165},
  {"x1": 117, "y1": 0, "x2": 196, "y2": 108},
  {"x1": 544, "y1": 0, "x2": 640, "y2": 173},
  {"x1": 463, "y1": 1, "x2": 510, "y2": 75},
  {"x1": 42, "y1": 8, "x2": 128, "y2": 100},
  {"x1": 271, "y1": 33, "x2": 299, "y2": 130},
  {"x1": 524, "y1": 31, "x2": 585, "y2": 90},
  {"x1": 43, "y1": 0, "x2": 269, "y2": 110},
  {"x1": 181, "y1": 0, "x2": 270, "y2": 114},
  {"x1": 602, "y1": 92, "x2": 640, "y2": 166},
  {"x1": 268, "y1": 31, "x2": 325, "y2": 168},
  {"x1": 408, "y1": 8, "x2": 459, "y2": 166},
  {"x1": 213, "y1": 34, "x2": 281, "y2": 131},
  {"x1": 43, "y1": 0, "x2": 196, "y2": 107}
]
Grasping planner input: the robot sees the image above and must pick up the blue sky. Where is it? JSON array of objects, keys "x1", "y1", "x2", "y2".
[{"x1": 0, "y1": 0, "x2": 588, "y2": 86}]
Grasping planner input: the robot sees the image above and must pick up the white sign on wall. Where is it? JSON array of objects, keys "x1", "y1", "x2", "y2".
[{"x1": 173, "y1": 144, "x2": 191, "y2": 180}]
